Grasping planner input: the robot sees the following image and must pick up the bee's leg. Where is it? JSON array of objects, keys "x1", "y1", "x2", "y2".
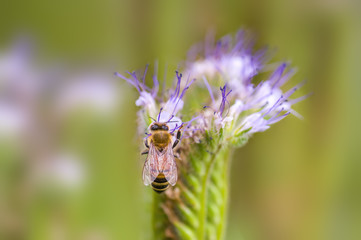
[
  {"x1": 172, "y1": 130, "x2": 182, "y2": 149},
  {"x1": 174, "y1": 152, "x2": 181, "y2": 160},
  {"x1": 144, "y1": 138, "x2": 149, "y2": 149},
  {"x1": 141, "y1": 150, "x2": 149, "y2": 155},
  {"x1": 172, "y1": 140, "x2": 179, "y2": 149}
]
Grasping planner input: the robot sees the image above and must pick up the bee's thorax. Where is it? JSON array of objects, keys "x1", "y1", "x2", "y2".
[{"x1": 151, "y1": 130, "x2": 172, "y2": 149}]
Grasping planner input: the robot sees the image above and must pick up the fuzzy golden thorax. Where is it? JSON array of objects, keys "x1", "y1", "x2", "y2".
[{"x1": 149, "y1": 122, "x2": 172, "y2": 150}]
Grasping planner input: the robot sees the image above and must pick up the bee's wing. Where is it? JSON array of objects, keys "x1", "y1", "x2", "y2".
[
  {"x1": 142, "y1": 143, "x2": 159, "y2": 186},
  {"x1": 161, "y1": 143, "x2": 178, "y2": 186}
]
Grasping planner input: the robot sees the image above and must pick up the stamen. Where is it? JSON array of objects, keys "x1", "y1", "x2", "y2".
[
  {"x1": 152, "y1": 64, "x2": 159, "y2": 97},
  {"x1": 275, "y1": 68, "x2": 297, "y2": 89},
  {"x1": 214, "y1": 40, "x2": 222, "y2": 58},
  {"x1": 261, "y1": 96, "x2": 283, "y2": 118},
  {"x1": 157, "y1": 107, "x2": 163, "y2": 122},
  {"x1": 167, "y1": 115, "x2": 175, "y2": 123},
  {"x1": 267, "y1": 112, "x2": 290, "y2": 125},
  {"x1": 171, "y1": 71, "x2": 182, "y2": 101},
  {"x1": 287, "y1": 92, "x2": 312, "y2": 105},
  {"x1": 268, "y1": 107, "x2": 285, "y2": 122},
  {"x1": 142, "y1": 64, "x2": 149, "y2": 85},
  {"x1": 183, "y1": 116, "x2": 202, "y2": 129},
  {"x1": 170, "y1": 123, "x2": 178, "y2": 133},
  {"x1": 270, "y1": 63, "x2": 287, "y2": 88},
  {"x1": 203, "y1": 76, "x2": 215, "y2": 105},
  {"x1": 205, "y1": 29, "x2": 215, "y2": 58},
  {"x1": 127, "y1": 71, "x2": 141, "y2": 88},
  {"x1": 283, "y1": 80, "x2": 306, "y2": 100},
  {"x1": 114, "y1": 72, "x2": 141, "y2": 93},
  {"x1": 161, "y1": 63, "x2": 167, "y2": 102},
  {"x1": 232, "y1": 30, "x2": 245, "y2": 53},
  {"x1": 219, "y1": 84, "x2": 232, "y2": 117},
  {"x1": 170, "y1": 73, "x2": 195, "y2": 117},
  {"x1": 288, "y1": 109, "x2": 304, "y2": 120}
]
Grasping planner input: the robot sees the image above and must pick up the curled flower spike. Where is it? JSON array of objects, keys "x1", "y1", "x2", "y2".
[
  {"x1": 185, "y1": 30, "x2": 307, "y2": 144},
  {"x1": 117, "y1": 29, "x2": 308, "y2": 240},
  {"x1": 115, "y1": 65, "x2": 159, "y2": 121},
  {"x1": 218, "y1": 84, "x2": 232, "y2": 118},
  {"x1": 115, "y1": 66, "x2": 197, "y2": 137},
  {"x1": 186, "y1": 30, "x2": 265, "y2": 96}
]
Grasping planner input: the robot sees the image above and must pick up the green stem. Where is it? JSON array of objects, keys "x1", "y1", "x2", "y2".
[
  {"x1": 198, "y1": 145, "x2": 223, "y2": 240},
  {"x1": 150, "y1": 135, "x2": 236, "y2": 240},
  {"x1": 216, "y1": 148, "x2": 233, "y2": 240}
]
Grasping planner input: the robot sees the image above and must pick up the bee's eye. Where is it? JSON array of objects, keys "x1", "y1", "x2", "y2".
[
  {"x1": 162, "y1": 125, "x2": 169, "y2": 131},
  {"x1": 151, "y1": 125, "x2": 159, "y2": 131}
]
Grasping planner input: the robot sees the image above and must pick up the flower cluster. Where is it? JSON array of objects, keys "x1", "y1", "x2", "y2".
[
  {"x1": 115, "y1": 66, "x2": 197, "y2": 140},
  {"x1": 117, "y1": 30, "x2": 307, "y2": 147},
  {"x1": 116, "y1": 29, "x2": 308, "y2": 240}
]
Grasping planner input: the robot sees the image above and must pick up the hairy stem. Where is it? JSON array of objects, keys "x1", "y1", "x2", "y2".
[
  {"x1": 198, "y1": 144, "x2": 222, "y2": 239},
  {"x1": 216, "y1": 148, "x2": 233, "y2": 239},
  {"x1": 150, "y1": 132, "x2": 235, "y2": 240}
]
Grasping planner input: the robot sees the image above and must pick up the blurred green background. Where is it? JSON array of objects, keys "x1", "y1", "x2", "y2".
[{"x1": 1, "y1": 0, "x2": 360, "y2": 239}]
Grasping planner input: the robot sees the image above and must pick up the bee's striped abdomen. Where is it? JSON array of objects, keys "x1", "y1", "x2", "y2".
[{"x1": 151, "y1": 173, "x2": 169, "y2": 193}]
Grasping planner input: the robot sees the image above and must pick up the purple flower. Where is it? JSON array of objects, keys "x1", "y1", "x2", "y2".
[
  {"x1": 115, "y1": 65, "x2": 159, "y2": 119},
  {"x1": 186, "y1": 30, "x2": 264, "y2": 96},
  {"x1": 115, "y1": 66, "x2": 195, "y2": 134},
  {"x1": 56, "y1": 73, "x2": 120, "y2": 116},
  {"x1": 185, "y1": 30, "x2": 307, "y2": 140},
  {"x1": 117, "y1": 29, "x2": 307, "y2": 147}
]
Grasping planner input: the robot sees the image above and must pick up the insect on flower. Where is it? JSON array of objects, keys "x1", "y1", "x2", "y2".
[
  {"x1": 116, "y1": 67, "x2": 197, "y2": 193},
  {"x1": 141, "y1": 121, "x2": 182, "y2": 193}
]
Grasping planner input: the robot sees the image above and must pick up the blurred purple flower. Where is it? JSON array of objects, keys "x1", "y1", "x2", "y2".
[
  {"x1": 0, "y1": 102, "x2": 26, "y2": 137},
  {"x1": 185, "y1": 30, "x2": 307, "y2": 138},
  {"x1": 35, "y1": 152, "x2": 86, "y2": 189},
  {"x1": 115, "y1": 67, "x2": 195, "y2": 134},
  {"x1": 55, "y1": 73, "x2": 120, "y2": 116},
  {"x1": 0, "y1": 39, "x2": 120, "y2": 194},
  {"x1": 0, "y1": 40, "x2": 37, "y2": 139}
]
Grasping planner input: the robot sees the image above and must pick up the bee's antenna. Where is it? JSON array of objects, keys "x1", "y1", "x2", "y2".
[{"x1": 149, "y1": 116, "x2": 157, "y2": 122}]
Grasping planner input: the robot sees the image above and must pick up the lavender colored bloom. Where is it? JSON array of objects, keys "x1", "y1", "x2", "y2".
[
  {"x1": 186, "y1": 30, "x2": 264, "y2": 97},
  {"x1": 119, "y1": 30, "x2": 308, "y2": 240},
  {"x1": 115, "y1": 65, "x2": 158, "y2": 118},
  {"x1": 116, "y1": 29, "x2": 307, "y2": 148},
  {"x1": 185, "y1": 30, "x2": 307, "y2": 142},
  {"x1": 55, "y1": 73, "x2": 120, "y2": 116},
  {"x1": 0, "y1": 102, "x2": 26, "y2": 137},
  {"x1": 35, "y1": 152, "x2": 86, "y2": 189},
  {"x1": 0, "y1": 40, "x2": 38, "y2": 139},
  {"x1": 115, "y1": 67, "x2": 196, "y2": 136}
]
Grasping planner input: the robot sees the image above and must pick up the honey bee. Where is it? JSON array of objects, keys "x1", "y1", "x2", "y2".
[{"x1": 141, "y1": 122, "x2": 182, "y2": 193}]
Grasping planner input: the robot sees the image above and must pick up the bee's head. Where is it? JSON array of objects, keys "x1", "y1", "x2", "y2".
[{"x1": 150, "y1": 122, "x2": 169, "y2": 131}]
